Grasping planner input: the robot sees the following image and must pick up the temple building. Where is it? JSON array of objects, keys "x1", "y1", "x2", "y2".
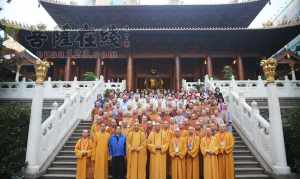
[{"x1": 1, "y1": 0, "x2": 300, "y2": 90}]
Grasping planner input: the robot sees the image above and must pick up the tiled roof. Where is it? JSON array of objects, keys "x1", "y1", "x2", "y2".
[{"x1": 40, "y1": 0, "x2": 268, "y2": 29}]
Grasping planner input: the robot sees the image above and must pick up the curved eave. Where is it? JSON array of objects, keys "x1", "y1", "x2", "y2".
[{"x1": 40, "y1": 0, "x2": 268, "y2": 29}]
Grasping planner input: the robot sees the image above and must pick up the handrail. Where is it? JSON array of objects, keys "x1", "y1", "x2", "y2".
[
  {"x1": 25, "y1": 77, "x2": 105, "y2": 176},
  {"x1": 226, "y1": 89, "x2": 273, "y2": 170},
  {"x1": 0, "y1": 78, "x2": 116, "y2": 99}
]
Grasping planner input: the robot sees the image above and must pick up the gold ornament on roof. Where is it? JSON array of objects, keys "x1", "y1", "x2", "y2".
[
  {"x1": 260, "y1": 58, "x2": 277, "y2": 83},
  {"x1": 35, "y1": 60, "x2": 49, "y2": 85},
  {"x1": 262, "y1": 20, "x2": 273, "y2": 27}
]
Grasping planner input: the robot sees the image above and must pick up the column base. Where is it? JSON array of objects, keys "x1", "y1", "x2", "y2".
[
  {"x1": 24, "y1": 165, "x2": 41, "y2": 179},
  {"x1": 272, "y1": 165, "x2": 291, "y2": 175}
]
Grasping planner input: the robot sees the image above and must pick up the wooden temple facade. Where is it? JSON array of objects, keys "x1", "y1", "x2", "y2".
[{"x1": 3, "y1": 0, "x2": 300, "y2": 90}]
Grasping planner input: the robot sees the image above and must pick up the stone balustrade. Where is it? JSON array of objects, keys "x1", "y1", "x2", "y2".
[
  {"x1": 25, "y1": 77, "x2": 106, "y2": 177},
  {"x1": 184, "y1": 75, "x2": 300, "y2": 98},
  {"x1": 0, "y1": 77, "x2": 125, "y2": 99},
  {"x1": 226, "y1": 91, "x2": 273, "y2": 172}
]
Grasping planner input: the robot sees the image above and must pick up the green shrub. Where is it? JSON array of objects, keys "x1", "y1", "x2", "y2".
[
  {"x1": 195, "y1": 83, "x2": 204, "y2": 92},
  {"x1": 0, "y1": 103, "x2": 30, "y2": 178},
  {"x1": 83, "y1": 72, "x2": 97, "y2": 81},
  {"x1": 222, "y1": 65, "x2": 234, "y2": 80},
  {"x1": 284, "y1": 107, "x2": 300, "y2": 173}
]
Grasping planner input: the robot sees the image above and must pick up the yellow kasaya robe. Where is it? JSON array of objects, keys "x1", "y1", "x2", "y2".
[
  {"x1": 147, "y1": 130, "x2": 169, "y2": 179},
  {"x1": 90, "y1": 123, "x2": 101, "y2": 140},
  {"x1": 92, "y1": 131, "x2": 110, "y2": 179},
  {"x1": 169, "y1": 136, "x2": 187, "y2": 179},
  {"x1": 127, "y1": 130, "x2": 147, "y2": 179},
  {"x1": 200, "y1": 135, "x2": 219, "y2": 179},
  {"x1": 186, "y1": 135, "x2": 200, "y2": 179},
  {"x1": 180, "y1": 129, "x2": 189, "y2": 138},
  {"x1": 74, "y1": 138, "x2": 93, "y2": 179},
  {"x1": 195, "y1": 130, "x2": 204, "y2": 177},
  {"x1": 161, "y1": 128, "x2": 172, "y2": 176},
  {"x1": 215, "y1": 132, "x2": 235, "y2": 179},
  {"x1": 121, "y1": 127, "x2": 130, "y2": 137}
]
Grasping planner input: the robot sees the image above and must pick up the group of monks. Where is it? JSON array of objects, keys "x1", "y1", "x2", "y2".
[{"x1": 74, "y1": 88, "x2": 235, "y2": 179}]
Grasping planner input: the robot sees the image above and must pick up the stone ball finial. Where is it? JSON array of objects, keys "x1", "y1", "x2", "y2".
[
  {"x1": 251, "y1": 100, "x2": 258, "y2": 108},
  {"x1": 52, "y1": 101, "x2": 58, "y2": 108}
]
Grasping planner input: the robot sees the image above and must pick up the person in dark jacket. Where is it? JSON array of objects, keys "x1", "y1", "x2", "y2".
[
  {"x1": 214, "y1": 87, "x2": 224, "y2": 103},
  {"x1": 108, "y1": 126, "x2": 126, "y2": 179}
]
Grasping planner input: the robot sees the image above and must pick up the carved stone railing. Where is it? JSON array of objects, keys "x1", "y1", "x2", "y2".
[
  {"x1": 206, "y1": 76, "x2": 300, "y2": 98},
  {"x1": 25, "y1": 77, "x2": 105, "y2": 177},
  {"x1": 104, "y1": 80, "x2": 126, "y2": 91},
  {"x1": 226, "y1": 90, "x2": 273, "y2": 171},
  {"x1": 182, "y1": 79, "x2": 204, "y2": 91},
  {"x1": 203, "y1": 75, "x2": 291, "y2": 174},
  {"x1": 0, "y1": 77, "x2": 126, "y2": 99}
]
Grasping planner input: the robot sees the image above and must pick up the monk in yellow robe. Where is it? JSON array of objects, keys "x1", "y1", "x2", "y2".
[
  {"x1": 186, "y1": 127, "x2": 200, "y2": 179},
  {"x1": 215, "y1": 124, "x2": 235, "y2": 179},
  {"x1": 90, "y1": 115, "x2": 102, "y2": 140},
  {"x1": 93, "y1": 123, "x2": 110, "y2": 179},
  {"x1": 147, "y1": 123, "x2": 169, "y2": 179},
  {"x1": 169, "y1": 127, "x2": 187, "y2": 179},
  {"x1": 161, "y1": 121, "x2": 172, "y2": 177},
  {"x1": 127, "y1": 122, "x2": 147, "y2": 179},
  {"x1": 200, "y1": 128, "x2": 219, "y2": 179},
  {"x1": 195, "y1": 121, "x2": 204, "y2": 178},
  {"x1": 74, "y1": 129, "x2": 93, "y2": 179},
  {"x1": 179, "y1": 123, "x2": 188, "y2": 138}
]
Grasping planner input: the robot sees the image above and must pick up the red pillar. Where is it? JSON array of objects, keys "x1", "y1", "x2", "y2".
[
  {"x1": 175, "y1": 56, "x2": 181, "y2": 91},
  {"x1": 95, "y1": 57, "x2": 102, "y2": 78},
  {"x1": 64, "y1": 58, "x2": 71, "y2": 81},
  {"x1": 127, "y1": 56, "x2": 133, "y2": 91},
  {"x1": 237, "y1": 56, "x2": 245, "y2": 80},
  {"x1": 206, "y1": 56, "x2": 213, "y2": 77}
]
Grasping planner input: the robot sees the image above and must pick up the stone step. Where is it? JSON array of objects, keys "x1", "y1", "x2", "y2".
[
  {"x1": 55, "y1": 156, "x2": 76, "y2": 162},
  {"x1": 235, "y1": 167, "x2": 265, "y2": 175},
  {"x1": 234, "y1": 161, "x2": 261, "y2": 168},
  {"x1": 40, "y1": 173, "x2": 75, "y2": 179},
  {"x1": 235, "y1": 174, "x2": 271, "y2": 179},
  {"x1": 47, "y1": 167, "x2": 76, "y2": 175},
  {"x1": 51, "y1": 161, "x2": 76, "y2": 168},
  {"x1": 234, "y1": 155, "x2": 256, "y2": 161},
  {"x1": 233, "y1": 150, "x2": 252, "y2": 156}
]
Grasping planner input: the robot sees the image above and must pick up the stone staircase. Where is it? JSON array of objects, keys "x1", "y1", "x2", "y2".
[
  {"x1": 40, "y1": 120, "x2": 92, "y2": 179},
  {"x1": 232, "y1": 129, "x2": 271, "y2": 179},
  {"x1": 39, "y1": 121, "x2": 271, "y2": 179}
]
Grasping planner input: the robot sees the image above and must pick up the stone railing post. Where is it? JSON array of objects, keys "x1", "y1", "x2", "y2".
[
  {"x1": 231, "y1": 75, "x2": 237, "y2": 91},
  {"x1": 45, "y1": 77, "x2": 52, "y2": 89},
  {"x1": 261, "y1": 58, "x2": 290, "y2": 175},
  {"x1": 251, "y1": 100, "x2": 259, "y2": 115},
  {"x1": 257, "y1": 75, "x2": 264, "y2": 90},
  {"x1": 50, "y1": 101, "x2": 58, "y2": 116},
  {"x1": 25, "y1": 60, "x2": 49, "y2": 177},
  {"x1": 72, "y1": 76, "x2": 78, "y2": 89},
  {"x1": 20, "y1": 77, "x2": 26, "y2": 89},
  {"x1": 182, "y1": 79, "x2": 187, "y2": 90}
]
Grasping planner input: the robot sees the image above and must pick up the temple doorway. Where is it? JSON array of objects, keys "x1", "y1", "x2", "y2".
[{"x1": 134, "y1": 58, "x2": 174, "y2": 89}]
